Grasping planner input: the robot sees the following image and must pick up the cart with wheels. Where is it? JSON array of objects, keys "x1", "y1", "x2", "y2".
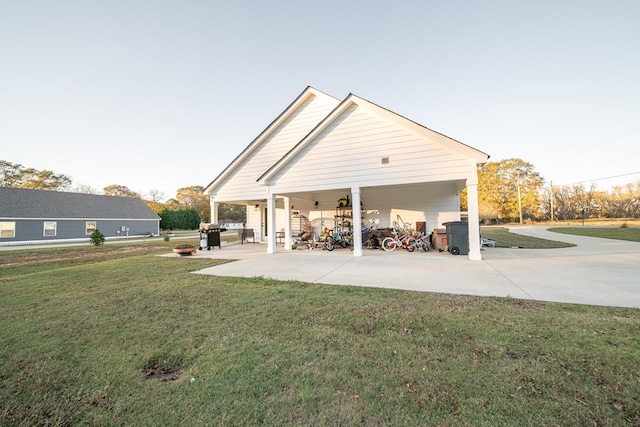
[{"x1": 198, "y1": 225, "x2": 224, "y2": 250}]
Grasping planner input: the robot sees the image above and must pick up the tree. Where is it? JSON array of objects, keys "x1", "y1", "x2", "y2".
[
  {"x1": 103, "y1": 185, "x2": 140, "y2": 198},
  {"x1": 0, "y1": 160, "x2": 21, "y2": 187},
  {"x1": 144, "y1": 189, "x2": 166, "y2": 213},
  {"x1": 72, "y1": 183, "x2": 100, "y2": 194},
  {"x1": 176, "y1": 186, "x2": 210, "y2": 223},
  {"x1": 164, "y1": 198, "x2": 181, "y2": 210},
  {"x1": 218, "y1": 203, "x2": 246, "y2": 223},
  {"x1": 158, "y1": 208, "x2": 201, "y2": 230},
  {"x1": 0, "y1": 160, "x2": 71, "y2": 190},
  {"x1": 478, "y1": 158, "x2": 543, "y2": 223},
  {"x1": 599, "y1": 183, "x2": 639, "y2": 218}
]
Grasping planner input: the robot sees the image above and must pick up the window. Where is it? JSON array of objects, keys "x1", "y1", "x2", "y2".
[
  {"x1": 86, "y1": 221, "x2": 96, "y2": 235},
  {"x1": 43, "y1": 222, "x2": 57, "y2": 236},
  {"x1": 0, "y1": 222, "x2": 15, "y2": 238}
]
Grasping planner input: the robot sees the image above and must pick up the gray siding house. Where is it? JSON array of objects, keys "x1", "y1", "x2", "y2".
[{"x1": 0, "y1": 187, "x2": 160, "y2": 245}]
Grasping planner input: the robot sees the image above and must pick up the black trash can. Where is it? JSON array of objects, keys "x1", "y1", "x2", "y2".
[{"x1": 443, "y1": 221, "x2": 469, "y2": 255}]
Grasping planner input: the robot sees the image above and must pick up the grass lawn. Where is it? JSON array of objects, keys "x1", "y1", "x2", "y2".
[
  {"x1": 1, "y1": 241, "x2": 639, "y2": 426},
  {"x1": 550, "y1": 226, "x2": 640, "y2": 242},
  {"x1": 480, "y1": 227, "x2": 575, "y2": 249}
]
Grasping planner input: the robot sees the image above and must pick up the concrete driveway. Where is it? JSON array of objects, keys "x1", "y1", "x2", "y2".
[{"x1": 189, "y1": 227, "x2": 640, "y2": 308}]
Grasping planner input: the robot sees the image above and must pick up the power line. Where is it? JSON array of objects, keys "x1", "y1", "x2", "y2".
[
  {"x1": 560, "y1": 170, "x2": 640, "y2": 187},
  {"x1": 583, "y1": 127, "x2": 640, "y2": 152}
]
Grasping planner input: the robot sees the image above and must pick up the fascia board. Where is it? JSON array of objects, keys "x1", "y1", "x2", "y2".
[
  {"x1": 257, "y1": 94, "x2": 360, "y2": 186},
  {"x1": 203, "y1": 86, "x2": 339, "y2": 195}
]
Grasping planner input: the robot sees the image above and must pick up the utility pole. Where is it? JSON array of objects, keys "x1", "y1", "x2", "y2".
[
  {"x1": 516, "y1": 177, "x2": 523, "y2": 224},
  {"x1": 550, "y1": 181, "x2": 554, "y2": 222}
]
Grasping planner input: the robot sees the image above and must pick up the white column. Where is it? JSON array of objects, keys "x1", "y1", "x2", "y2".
[
  {"x1": 283, "y1": 196, "x2": 292, "y2": 251},
  {"x1": 466, "y1": 177, "x2": 482, "y2": 261},
  {"x1": 210, "y1": 199, "x2": 218, "y2": 224},
  {"x1": 267, "y1": 193, "x2": 276, "y2": 254},
  {"x1": 351, "y1": 186, "x2": 363, "y2": 257}
]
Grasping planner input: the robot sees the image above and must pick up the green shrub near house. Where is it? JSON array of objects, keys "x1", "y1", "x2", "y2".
[{"x1": 89, "y1": 229, "x2": 105, "y2": 246}]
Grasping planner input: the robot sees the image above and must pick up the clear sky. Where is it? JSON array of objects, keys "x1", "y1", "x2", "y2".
[{"x1": 1, "y1": 1, "x2": 638, "y2": 200}]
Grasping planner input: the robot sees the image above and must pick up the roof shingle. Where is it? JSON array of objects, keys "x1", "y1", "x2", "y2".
[{"x1": 0, "y1": 187, "x2": 160, "y2": 220}]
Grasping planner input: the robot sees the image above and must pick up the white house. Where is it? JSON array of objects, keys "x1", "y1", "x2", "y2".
[{"x1": 204, "y1": 87, "x2": 489, "y2": 260}]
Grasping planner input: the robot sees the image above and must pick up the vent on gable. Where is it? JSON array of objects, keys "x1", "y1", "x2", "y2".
[{"x1": 381, "y1": 157, "x2": 390, "y2": 165}]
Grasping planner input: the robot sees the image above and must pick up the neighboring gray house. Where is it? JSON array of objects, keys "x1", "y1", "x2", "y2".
[{"x1": 0, "y1": 187, "x2": 160, "y2": 245}]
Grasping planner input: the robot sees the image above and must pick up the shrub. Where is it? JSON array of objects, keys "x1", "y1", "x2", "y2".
[
  {"x1": 90, "y1": 229, "x2": 105, "y2": 246},
  {"x1": 158, "y1": 208, "x2": 201, "y2": 230}
]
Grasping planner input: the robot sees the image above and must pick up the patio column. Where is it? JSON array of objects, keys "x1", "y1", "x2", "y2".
[
  {"x1": 466, "y1": 178, "x2": 482, "y2": 261},
  {"x1": 210, "y1": 199, "x2": 219, "y2": 224},
  {"x1": 351, "y1": 186, "x2": 363, "y2": 257},
  {"x1": 283, "y1": 196, "x2": 292, "y2": 251},
  {"x1": 267, "y1": 193, "x2": 276, "y2": 254}
]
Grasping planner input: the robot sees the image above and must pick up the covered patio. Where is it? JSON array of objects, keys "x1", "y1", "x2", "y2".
[{"x1": 205, "y1": 87, "x2": 488, "y2": 260}]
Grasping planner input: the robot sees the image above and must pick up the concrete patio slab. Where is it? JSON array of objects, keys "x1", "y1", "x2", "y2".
[{"x1": 178, "y1": 227, "x2": 640, "y2": 308}]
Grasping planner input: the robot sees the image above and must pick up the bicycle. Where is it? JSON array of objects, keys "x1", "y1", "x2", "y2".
[
  {"x1": 361, "y1": 220, "x2": 382, "y2": 249},
  {"x1": 411, "y1": 232, "x2": 431, "y2": 252},
  {"x1": 381, "y1": 221, "x2": 415, "y2": 252},
  {"x1": 325, "y1": 228, "x2": 353, "y2": 251}
]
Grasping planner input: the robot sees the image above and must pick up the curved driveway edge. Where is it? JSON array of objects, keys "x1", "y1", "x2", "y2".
[{"x1": 190, "y1": 226, "x2": 640, "y2": 308}]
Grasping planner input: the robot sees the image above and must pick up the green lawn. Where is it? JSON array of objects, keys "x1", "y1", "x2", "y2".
[
  {"x1": 1, "y1": 242, "x2": 639, "y2": 426},
  {"x1": 550, "y1": 226, "x2": 640, "y2": 242},
  {"x1": 480, "y1": 227, "x2": 575, "y2": 248}
]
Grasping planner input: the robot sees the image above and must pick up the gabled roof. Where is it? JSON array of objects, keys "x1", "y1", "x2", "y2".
[
  {"x1": 258, "y1": 93, "x2": 490, "y2": 185},
  {"x1": 0, "y1": 187, "x2": 160, "y2": 220},
  {"x1": 203, "y1": 86, "x2": 340, "y2": 195}
]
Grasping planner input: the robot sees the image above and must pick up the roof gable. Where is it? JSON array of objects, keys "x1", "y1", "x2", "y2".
[
  {"x1": 203, "y1": 86, "x2": 340, "y2": 197},
  {"x1": 0, "y1": 187, "x2": 160, "y2": 220},
  {"x1": 258, "y1": 94, "x2": 489, "y2": 187}
]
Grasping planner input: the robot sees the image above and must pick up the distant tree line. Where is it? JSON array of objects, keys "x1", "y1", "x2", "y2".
[
  {"x1": 539, "y1": 182, "x2": 640, "y2": 222},
  {"x1": 462, "y1": 158, "x2": 640, "y2": 223},
  {"x1": 1, "y1": 160, "x2": 246, "y2": 229}
]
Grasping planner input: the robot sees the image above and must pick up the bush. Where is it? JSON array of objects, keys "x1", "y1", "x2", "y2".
[
  {"x1": 158, "y1": 208, "x2": 201, "y2": 230},
  {"x1": 90, "y1": 229, "x2": 105, "y2": 246}
]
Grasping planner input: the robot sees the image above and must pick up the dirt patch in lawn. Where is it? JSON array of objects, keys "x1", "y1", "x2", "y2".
[
  {"x1": 0, "y1": 246, "x2": 169, "y2": 267},
  {"x1": 143, "y1": 364, "x2": 181, "y2": 382}
]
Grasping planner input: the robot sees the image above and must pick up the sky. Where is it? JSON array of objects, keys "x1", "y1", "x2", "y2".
[{"x1": 1, "y1": 1, "x2": 639, "y2": 200}]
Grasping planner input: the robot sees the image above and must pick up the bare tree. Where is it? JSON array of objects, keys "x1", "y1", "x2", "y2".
[
  {"x1": 72, "y1": 183, "x2": 100, "y2": 194},
  {"x1": 600, "y1": 183, "x2": 640, "y2": 218}
]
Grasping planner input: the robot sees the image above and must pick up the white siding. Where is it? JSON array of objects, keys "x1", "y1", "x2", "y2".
[
  {"x1": 244, "y1": 204, "x2": 291, "y2": 242},
  {"x1": 267, "y1": 103, "x2": 477, "y2": 194},
  {"x1": 213, "y1": 94, "x2": 339, "y2": 201}
]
